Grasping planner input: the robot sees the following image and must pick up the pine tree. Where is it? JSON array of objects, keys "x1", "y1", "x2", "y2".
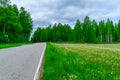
[
  {"x1": 83, "y1": 16, "x2": 92, "y2": 42},
  {"x1": 74, "y1": 19, "x2": 83, "y2": 42},
  {"x1": 117, "y1": 20, "x2": 120, "y2": 41},
  {"x1": 99, "y1": 20, "x2": 105, "y2": 43},
  {"x1": 91, "y1": 20, "x2": 99, "y2": 43},
  {"x1": 105, "y1": 19, "x2": 113, "y2": 43}
]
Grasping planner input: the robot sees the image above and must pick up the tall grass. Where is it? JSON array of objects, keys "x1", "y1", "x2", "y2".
[{"x1": 43, "y1": 43, "x2": 120, "y2": 80}]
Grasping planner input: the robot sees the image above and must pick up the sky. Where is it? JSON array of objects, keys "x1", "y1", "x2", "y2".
[{"x1": 11, "y1": 0, "x2": 120, "y2": 29}]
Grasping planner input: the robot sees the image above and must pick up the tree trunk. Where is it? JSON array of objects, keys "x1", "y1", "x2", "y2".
[
  {"x1": 108, "y1": 34, "x2": 109, "y2": 43},
  {"x1": 106, "y1": 34, "x2": 108, "y2": 43},
  {"x1": 100, "y1": 33, "x2": 102, "y2": 43},
  {"x1": 110, "y1": 34, "x2": 112, "y2": 43}
]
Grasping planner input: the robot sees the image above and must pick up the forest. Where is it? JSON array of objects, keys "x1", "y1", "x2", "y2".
[
  {"x1": 32, "y1": 16, "x2": 120, "y2": 43},
  {"x1": 1, "y1": 1, "x2": 120, "y2": 44},
  {"x1": 0, "y1": 0, "x2": 33, "y2": 43}
]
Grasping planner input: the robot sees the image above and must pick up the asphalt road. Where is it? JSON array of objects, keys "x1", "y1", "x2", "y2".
[{"x1": 0, "y1": 43, "x2": 46, "y2": 80}]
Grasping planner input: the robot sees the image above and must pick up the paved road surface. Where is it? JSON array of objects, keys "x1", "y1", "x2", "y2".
[{"x1": 0, "y1": 43, "x2": 46, "y2": 80}]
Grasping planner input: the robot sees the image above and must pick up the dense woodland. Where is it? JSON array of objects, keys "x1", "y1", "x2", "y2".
[
  {"x1": 32, "y1": 16, "x2": 120, "y2": 43},
  {"x1": 0, "y1": 0, "x2": 33, "y2": 43},
  {"x1": 1, "y1": 1, "x2": 120, "y2": 44}
]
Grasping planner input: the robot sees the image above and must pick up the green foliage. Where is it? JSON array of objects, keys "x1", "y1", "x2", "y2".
[
  {"x1": 0, "y1": 0, "x2": 10, "y2": 7},
  {"x1": 83, "y1": 16, "x2": 91, "y2": 42},
  {"x1": 117, "y1": 20, "x2": 120, "y2": 41},
  {"x1": 0, "y1": 3, "x2": 33, "y2": 43},
  {"x1": 32, "y1": 16, "x2": 120, "y2": 43},
  {"x1": 20, "y1": 7, "x2": 33, "y2": 41},
  {"x1": 74, "y1": 19, "x2": 83, "y2": 42},
  {"x1": 32, "y1": 23, "x2": 72, "y2": 42}
]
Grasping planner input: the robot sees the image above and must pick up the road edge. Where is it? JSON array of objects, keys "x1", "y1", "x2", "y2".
[{"x1": 33, "y1": 43, "x2": 46, "y2": 80}]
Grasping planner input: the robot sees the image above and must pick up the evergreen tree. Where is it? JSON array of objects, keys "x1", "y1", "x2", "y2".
[
  {"x1": 113, "y1": 24, "x2": 118, "y2": 42},
  {"x1": 117, "y1": 20, "x2": 120, "y2": 41},
  {"x1": 32, "y1": 16, "x2": 120, "y2": 43},
  {"x1": 99, "y1": 20, "x2": 105, "y2": 43},
  {"x1": 105, "y1": 19, "x2": 113, "y2": 43},
  {"x1": 64, "y1": 24, "x2": 72, "y2": 41},
  {"x1": 83, "y1": 16, "x2": 92, "y2": 42},
  {"x1": 74, "y1": 19, "x2": 83, "y2": 42},
  {"x1": 45, "y1": 25, "x2": 52, "y2": 42},
  {"x1": 32, "y1": 28, "x2": 41, "y2": 42},
  {"x1": 91, "y1": 20, "x2": 99, "y2": 43},
  {"x1": 52, "y1": 24, "x2": 57, "y2": 42}
]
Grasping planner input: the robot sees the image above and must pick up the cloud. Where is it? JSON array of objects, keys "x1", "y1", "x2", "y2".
[{"x1": 11, "y1": 0, "x2": 120, "y2": 28}]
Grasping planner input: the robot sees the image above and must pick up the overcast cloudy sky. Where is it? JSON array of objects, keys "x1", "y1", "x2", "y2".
[{"x1": 11, "y1": 0, "x2": 120, "y2": 28}]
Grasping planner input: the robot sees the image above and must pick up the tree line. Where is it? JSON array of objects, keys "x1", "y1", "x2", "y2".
[
  {"x1": 0, "y1": 0, "x2": 33, "y2": 43},
  {"x1": 32, "y1": 16, "x2": 120, "y2": 43}
]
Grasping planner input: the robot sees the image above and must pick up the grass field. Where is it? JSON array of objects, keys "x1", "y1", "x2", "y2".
[
  {"x1": 0, "y1": 43, "x2": 32, "y2": 49},
  {"x1": 43, "y1": 43, "x2": 120, "y2": 80}
]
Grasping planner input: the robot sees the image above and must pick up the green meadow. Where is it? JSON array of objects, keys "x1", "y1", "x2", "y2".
[{"x1": 43, "y1": 43, "x2": 120, "y2": 80}]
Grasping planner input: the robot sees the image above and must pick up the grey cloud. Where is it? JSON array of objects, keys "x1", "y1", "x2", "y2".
[{"x1": 11, "y1": 0, "x2": 120, "y2": 28}]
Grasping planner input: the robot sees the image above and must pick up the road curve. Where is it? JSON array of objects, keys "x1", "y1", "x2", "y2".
[{"x1": 0, "y1": 43, "x2": 46, "y2": 80}]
